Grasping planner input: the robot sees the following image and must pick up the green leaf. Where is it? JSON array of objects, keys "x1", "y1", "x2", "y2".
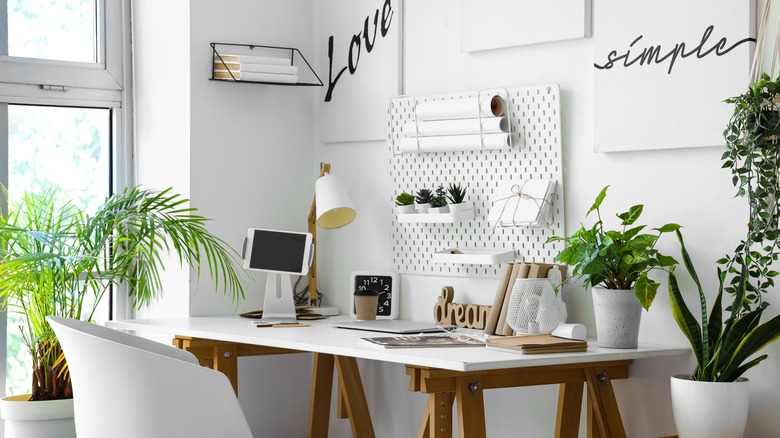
[
  {"x1": 668, "y1": 269, "x2": 705, "y2": 366},
  {"x1": 634, "y1": 272, "x2": 658, "y2": 311},
  {"x1": 654, "y1": 223, "x2": 682, "y2": 233},
  {"x1": 587, "y1": 186, "x2": 609, "y2": 216},
  {"x1": 617, "y1": 204, "x2": 644, "y2": 226}
]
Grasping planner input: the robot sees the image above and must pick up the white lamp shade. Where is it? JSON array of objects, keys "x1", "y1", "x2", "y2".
[{"x1": 316, "y1": 174, "x2": 356, "y2": 229}]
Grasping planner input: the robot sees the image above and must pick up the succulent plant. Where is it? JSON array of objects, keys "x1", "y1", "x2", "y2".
[
  {"x1": 395, "y1": 191, "x2": 415, "y2": 206},
  {"x1": 430, "y1": 185, "x2": 448, "y2": 208},
  {"x1": 415, "y1": 188, "x2": 433, "y2": 204},
  {"x1": 446, "y1": 183, "x2": 467, "y2": 204}
]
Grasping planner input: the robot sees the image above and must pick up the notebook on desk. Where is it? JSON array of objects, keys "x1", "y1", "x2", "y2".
[{"x1": 333, "y1": 320, "x2": 449, "y2": 334}]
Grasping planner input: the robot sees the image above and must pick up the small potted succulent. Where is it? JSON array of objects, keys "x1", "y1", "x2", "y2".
[
  {"x1": 429, "y1": 185, "x2": 449, "y2": 214},
  {"x1": 415, "y1": 188, "x2": 433, "y2": 213},
  {"x1": 446, "y1": 183, "x2": 468, "y2": 213},
  {"x1": 395, "y1": 191, "x2": 416, "y2": 214}
]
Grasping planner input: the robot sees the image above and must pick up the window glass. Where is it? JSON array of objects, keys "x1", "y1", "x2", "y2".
[
  {"x1": 5, "y1": 104, "x2": 110, "y2": 396},
  {"x1": 7, "y1": 0, "x2": 97, "y2": 63}
]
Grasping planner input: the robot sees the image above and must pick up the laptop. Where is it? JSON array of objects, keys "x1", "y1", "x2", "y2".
[{"x1": 333, "y1": 319, "x2": 450, "y2": 334}]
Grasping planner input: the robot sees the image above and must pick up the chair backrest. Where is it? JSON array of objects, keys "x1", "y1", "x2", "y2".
[{"x1": 48, "y1": 316, "x2": 253, "y2": 438}]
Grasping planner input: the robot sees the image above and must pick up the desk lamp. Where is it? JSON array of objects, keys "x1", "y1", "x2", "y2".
[{"x1": 308, "y1": 162, "x2": 356, "y2": 315}]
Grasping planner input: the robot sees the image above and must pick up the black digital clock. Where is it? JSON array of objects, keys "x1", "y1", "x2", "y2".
[{"x1": 350, "y1": 271, "x2": 399, "y2": 319}]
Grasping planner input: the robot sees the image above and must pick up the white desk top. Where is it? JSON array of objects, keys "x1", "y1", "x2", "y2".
[{"x1": 107, "y1": 315, "x2": 690, "y2": 372}]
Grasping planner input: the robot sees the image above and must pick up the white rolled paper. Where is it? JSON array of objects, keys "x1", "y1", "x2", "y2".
[
  {"x1": 241, "y1": 63, "x2": 298, "y2": 75},
  {"x1": 415, "y1": 94, "x2": 505, "y2": 120},
  {"x1": 402, "y1": 117, "x2": 509, "y2": 137},
  {"x1": 399, "y1": 133, "x2": 510, "y2": 153},
  {"x1": 240, "y1": 72, "x2": 298, "y2": 84},
  {"x1": 552, "y1": 323, "x2": 587, "y2": 341}
]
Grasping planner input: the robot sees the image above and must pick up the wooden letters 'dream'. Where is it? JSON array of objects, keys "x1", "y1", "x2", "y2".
[{"x1": 433, "y1": 286, "x2": 491, "y2": 329}]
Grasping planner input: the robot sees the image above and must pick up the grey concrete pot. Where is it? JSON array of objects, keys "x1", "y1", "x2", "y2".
[{"x1": 591, "y1": 287, "x2": 642, "y2": 349}]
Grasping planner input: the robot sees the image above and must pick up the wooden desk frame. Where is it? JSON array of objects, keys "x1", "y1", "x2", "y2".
[{"x1": 173, "y1": 336, "x2": 631, "y2": 438}]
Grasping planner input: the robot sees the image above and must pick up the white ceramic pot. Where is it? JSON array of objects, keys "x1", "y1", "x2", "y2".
[
  {"x1": 671, "y1": 375, "x2": 749, "y2": 438},
  {"x1": 397, "y1": 204, "x2": 416, "y2": 214},
  {"x1": 448, "y1": 202, "x2": 469, "y2": 213},
  {"x1": 429, "y1": 205, "x2": 450, "y2": 214},
  {"x1": 0, "y1": 394, "x2": 76, "y2": 438},
  {"x1": 415, "y1": 203, "x2": 430, "y2": 213},
  {"x1": 591, "y1": 287, "x2": 642, "y2": 348}
]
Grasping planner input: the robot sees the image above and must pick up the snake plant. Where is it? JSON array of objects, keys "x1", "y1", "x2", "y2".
[
  {"x1": 667, "y1": 73, "x2": 780, "y2": 381},
  {"x1": 0, "y1": 186, "x2": 245, "y2": 400}
]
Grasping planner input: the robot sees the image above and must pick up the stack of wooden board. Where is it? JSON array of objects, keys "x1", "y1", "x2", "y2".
[{"x1": 483, "y1": 262, "x2": 567, "y2": 336}]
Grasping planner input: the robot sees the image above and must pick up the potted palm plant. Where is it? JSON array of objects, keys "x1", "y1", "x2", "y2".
[
  {"x1": 0, "y1": 186, "x2": 245, "y2": 438},
  {"x1": 666, "y1": 73, "x2": 780, "y2": 438},
  {"x1": 548, "y1": 186, "x2": 679, "y2": 348}
]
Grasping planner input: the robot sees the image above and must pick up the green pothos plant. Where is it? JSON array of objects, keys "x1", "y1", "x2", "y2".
[
  {"x1": 667, "y1": 73, "x2": 780, "y2": 382},
  {"x1": 548, "y1": 186, "x2": 679, "y2": 311}
]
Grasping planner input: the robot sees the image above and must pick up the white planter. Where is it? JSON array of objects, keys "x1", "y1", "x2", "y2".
[
  {"x1": 415, "y1": 203, "x2": 430, "y2": 213},
  {"x1": 0, "y1": 394, "x2": 76, "y2": 438},
  {"x1": 448, "y1": 202, "x2": 469, "y2": 213},
  {"x1": 591, "y1": 287, "x2": 642, "y2": 348},
  {"x1": 429, "y1": 205, "x2": 450, "y2": 214},
  {"x1": 671, "y1": 375, "x2": 749, "y2": 438},
  {"x1": 397, "y1": 204, "x2": 416, "y2": 214}
]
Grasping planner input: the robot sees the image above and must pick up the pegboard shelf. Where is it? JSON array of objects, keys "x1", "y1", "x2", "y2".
[
  {"x1": 388, "y1": 84, "x2": 564, "y2": 278},
  {"x1": 432, "y1": 248, "x2": 515, "y2": 265},
  {"x1": 397, "y1": 209, "x2": 475, "y2": 223}
]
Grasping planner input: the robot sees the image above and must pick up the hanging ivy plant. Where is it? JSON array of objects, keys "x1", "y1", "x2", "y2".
[{"x1": 721, "y1": 72, "x2": 780, "y2": 311}]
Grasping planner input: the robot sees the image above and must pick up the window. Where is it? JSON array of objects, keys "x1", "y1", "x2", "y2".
[{"x1": 0, "y1": 0, "x2": 131, "y2": 396}]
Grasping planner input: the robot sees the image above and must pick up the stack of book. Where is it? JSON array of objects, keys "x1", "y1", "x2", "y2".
[
  {"x1": 483, "y1": 262, "x2": 566, "y2": 336},
  {"x1": 213, "y1": 53, "x2": 299, "y2": 84},
  {"x1": 485, "y1": 334, "x2": 587, "y2": 354},
  {"x1": 239, "y1": 54, "x2": 298, "y2": 84}
]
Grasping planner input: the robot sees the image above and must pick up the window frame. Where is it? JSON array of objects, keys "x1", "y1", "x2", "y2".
[
  {"x1": 0, "y1": 0, "x2": 134, "y2": 396},
  {"x1": 0, "y1": 0, "x2": 125, "y2": 106}
]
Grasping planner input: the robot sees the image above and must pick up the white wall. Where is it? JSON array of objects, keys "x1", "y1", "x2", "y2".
[
  {"x1": 133, "y1": 0, "x2": 192, "y2": 319},
  {"x1": 133, "y1": 1, "x2": 780, "y2": 437}
]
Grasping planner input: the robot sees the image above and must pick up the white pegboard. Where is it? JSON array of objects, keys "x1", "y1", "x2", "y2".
[{"x1": 388, "y1": 84, "x2": 564, "y2": 277}]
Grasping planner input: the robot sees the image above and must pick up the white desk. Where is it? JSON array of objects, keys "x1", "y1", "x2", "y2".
[{"x1": 108, "y1": 316, "x2": 688, "y2": 438}]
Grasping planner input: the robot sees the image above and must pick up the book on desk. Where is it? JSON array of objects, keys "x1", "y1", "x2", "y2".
[{"x1": 485, "y1": 334, "x2": 588, "y2": 354}]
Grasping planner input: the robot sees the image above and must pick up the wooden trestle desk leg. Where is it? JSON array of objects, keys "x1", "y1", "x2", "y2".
[
  {"x1": 309, "y1": 353, "x2": 335, "y2": 438},
  {"x1": 584, "y1": 367, "x2": 626, "y2": 438},
  {"x1": 417, "y1": 392, "x2": 455, "y2": 438},
  {"x1": 555, "y1": 382, "x2": 584, "y2": 438},
  {"x1": 455, "y1": 377, "x2": 487, "y2": 438},
  {"x1": 334, "y1": 356, "x2": 376, "y2": 438}
]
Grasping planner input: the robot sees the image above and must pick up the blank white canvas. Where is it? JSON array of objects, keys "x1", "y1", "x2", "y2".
[
  {"x1": 460, "y1": 0, "x2": 592, "y2": 52},
  {"x1": 594, "y1": 0, "x2": 755, "y2": 152}
]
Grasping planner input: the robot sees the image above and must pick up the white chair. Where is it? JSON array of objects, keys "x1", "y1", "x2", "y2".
[{"x1": 47, "y1": 316, "x2": 253, "y2": 438}]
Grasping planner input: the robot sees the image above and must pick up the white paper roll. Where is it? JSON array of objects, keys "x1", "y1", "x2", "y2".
[
  {"x1": 415, "y1": 95, "x2": 505, "y2": 120},
  {"x1": 223, "y1": 53, "x2": 290, "y2": 65},
  {"x1": 399, "y1": 133, "x2": 510, "y2": 153},
  {"x1": 552, "y1": 323, "x2": 587, "y2": 341},
  {"x1": 241, "y1": 63, "x2": 298, "y2": 75},
  {"x1": 402, "y1": 117, "x2": 508, "y2": 137},
  {"x1": 240, "y1": 72, "x2": 298, "y2": 84}
]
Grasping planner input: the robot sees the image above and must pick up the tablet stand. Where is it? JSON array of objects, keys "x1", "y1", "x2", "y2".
[{"x1": 262, "y1": 273, "x2": 297, "y2": 321}]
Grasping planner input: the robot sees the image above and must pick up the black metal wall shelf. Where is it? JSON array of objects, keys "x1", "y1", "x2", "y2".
[{"x1": 210, "y1": 42, "x2": 323, "y2": 87}]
